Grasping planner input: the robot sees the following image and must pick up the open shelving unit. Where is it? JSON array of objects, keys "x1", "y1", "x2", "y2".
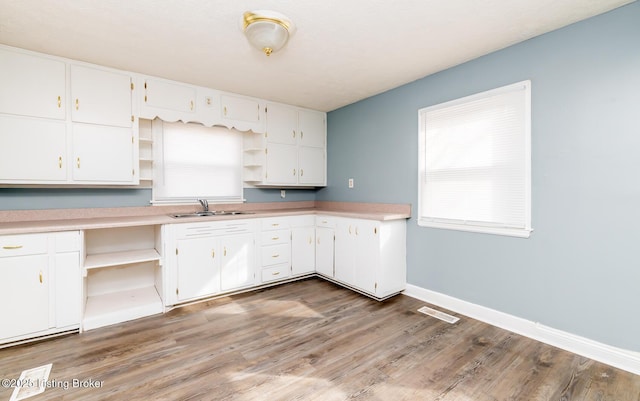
[
  {"x1": 82, "y1": 225, "x2": 163, "y2": 331},
  {"x1": 138, "y1": 118, "x2": 154, "y2": 186},
  {"x1": 243, "y1": 130, "x2": 265, "y2": 184}
]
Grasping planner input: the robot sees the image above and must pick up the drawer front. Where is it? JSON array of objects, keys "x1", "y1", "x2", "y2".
[
  {"x1": 55, "y1": 231, "x2": 81, "y2": 252},
  {"x1": 315, "y1": 215, "x2": 336, "y2": 228},
  {"x1": 261, "y1": 243, "x2": 290, "y2": 267},
  {"x1": 261, "y1": 264, "x2": 291, "y2": 283},
  {"x1": 261, "y1": 217, "x2": 290, "y2": 231},
  {"x1": 175, "y1": 219, "x2": 256, "y2": 238},
  {"x1": 0, "y1": 233, "x2": 48, "y2": 257},
  {"x1": 261, "y1": 229, "x2": 290, "y2": 246}
]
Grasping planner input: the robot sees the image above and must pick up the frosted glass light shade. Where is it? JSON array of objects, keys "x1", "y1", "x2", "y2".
[{"x1": 243, "y1": 11, "x2": 294, "y2": 56}]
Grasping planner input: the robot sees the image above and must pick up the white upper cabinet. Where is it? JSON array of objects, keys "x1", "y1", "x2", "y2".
[
  {"x1": 255, "y1": 102, "x2": 326, "y2": 187},
  {"x1": 0, "y1": 115, "x2": 67, "y2": 182},
  {"x1": 265, "y1": 103, "x2": 297, "y2": 145},
  {"x1": 72, "y1": 124, "x2": 134, "y2": 183},
  {"x1": 220, "y1": 93, "x2": 263, "y2": 133},
  {"x1": 140, "y1": 78, "x2": 197, "y2": 121},
  {"x1": 71, "y1": 65, "x2": 132, "y2": 128},
  {"x1": 298, "y1": 109, "x2": 326, "y2": 148},
  {"x1": 0, "y1": 47, "x2": 66, "y2": 120}
]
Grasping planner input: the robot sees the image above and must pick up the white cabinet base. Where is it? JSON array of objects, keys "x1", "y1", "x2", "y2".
[{"x1": 83, "y1": 286, "x2": 163, "y2": 331}]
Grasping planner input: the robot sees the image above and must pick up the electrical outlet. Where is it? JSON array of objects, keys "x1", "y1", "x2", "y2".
[
  {"x1": 280, "y1": 190, "x2": 286, "y2": 198},
  {"x1": 348, "y1": 178, "x2": 354, "y2": 188}
]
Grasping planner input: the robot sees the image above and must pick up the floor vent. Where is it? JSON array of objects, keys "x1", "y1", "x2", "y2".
[
  {"x1": 417, "y1": 306, "x2": 460, "y2": 324},
  {"x1": 10, "y1": 363, "x2": 52, "y2": 401}
]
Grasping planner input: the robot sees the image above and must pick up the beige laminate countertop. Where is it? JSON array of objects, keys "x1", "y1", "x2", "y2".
[{"x1": 0, "y1": 201, "x2": 411, "y2": 235}]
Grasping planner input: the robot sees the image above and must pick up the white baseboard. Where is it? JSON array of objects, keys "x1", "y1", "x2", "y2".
[{"x1": 403, "y1": 284, "x2": 640, "y2": 376}]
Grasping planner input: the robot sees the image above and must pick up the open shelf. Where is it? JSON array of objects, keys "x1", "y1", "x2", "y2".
[
  {"x1": 83, "y1": 286, "x2": 163, "y2": 331},
  {"x1": 84, "y1": 248, "x2": 161, "y2": 270}
]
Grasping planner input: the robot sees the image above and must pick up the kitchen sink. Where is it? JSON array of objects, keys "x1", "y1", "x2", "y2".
[{"x1": 170, "y1": 211, "x2": 254, "y2": 218}]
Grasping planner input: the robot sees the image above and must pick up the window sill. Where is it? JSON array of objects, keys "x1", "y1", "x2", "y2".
[{"x1": 418, "y1": 219, "x2": 532, "y2": 238}]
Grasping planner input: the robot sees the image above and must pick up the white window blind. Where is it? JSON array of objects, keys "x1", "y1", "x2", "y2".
[
  {"x1": 152, "y1": 120, "x2": 243, "y2": 203},
  {"x1": 418, "y1": 80, "x2": 532, "y2": 237}
]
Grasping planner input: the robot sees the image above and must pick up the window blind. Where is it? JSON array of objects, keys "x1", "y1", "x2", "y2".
[
  {"x1": 152, "y1": 120, "x2": 243, "y2": 203},
  {"x1": 418, "y1": 81, "x2": 531, "y2": 237}
]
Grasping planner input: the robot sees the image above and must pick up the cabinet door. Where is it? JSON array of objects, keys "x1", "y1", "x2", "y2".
[
  {"x1": 0, "y1": 48, "x2": 66, "y2": 120},
  {"x1": 176, "y1": 237, "x2": 220, "y2": 301},
  {"x1": 334, "y1": 219, "x2": 355, "y2": 284},
  {"x1": 55, "y1": 252, "x2": 81, "y2": 327},
  {"x1": 72, "y1": 123, "x2": 134, "y2": 183},
  {"x1": 298, "y1": 110, "x2": 326, "y2": 148},
  {"x1": 298, "y1": 146, "x2": 326, "y2": 186},
  {"x1": 315, "y1": 227, "x2": 334, "y2": 277},
  {"x1": 144, "y1": 79, "x2": 196, "y2": 113},
  {"x1": 71, "y1": 65, "x2": 132, "y2": 128},
  {"x1": 352, "y1": 220, "x2": 380, "y2": 294},
  {"x1": 221, "y1": 95, "x2": 260, "y2": 124},
  {"x1": 292, "y1": 226, "x2": 315, "y2": 276},
  {"x1": 0, "y1": 255, "x2": 50, "y2": 339},
  {"x1": 0, "y1": 115, "x2": 67, "y2": 182},
  {"x1": 265, "y1": 103, "x2": 297, "y2": 145},
  {"x1": 220, "y1": 233, "x2": 255, "y2": 291},
  {"x1": 265, "y1": 142, "x2": 298, "y2": 185}
]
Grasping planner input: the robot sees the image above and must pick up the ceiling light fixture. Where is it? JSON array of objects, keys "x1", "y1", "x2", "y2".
[{"x1": 242, "y1": 10, "x2": 295, "y2": 56}]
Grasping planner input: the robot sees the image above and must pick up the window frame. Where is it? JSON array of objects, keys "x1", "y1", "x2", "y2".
[
  {"x1": 417, "y1": 80, "x2": 532, "y2": 238},
  {"x1": 151, "y1": 119, "x2": 244, "y2": 205}
]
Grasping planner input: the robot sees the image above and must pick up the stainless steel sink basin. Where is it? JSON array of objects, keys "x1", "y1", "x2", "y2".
[{"x1": 170, "y1": 211, "x2": 254, "y2": 218}]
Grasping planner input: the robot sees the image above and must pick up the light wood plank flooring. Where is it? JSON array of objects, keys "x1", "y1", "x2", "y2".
[{"x1": 1, "y1": 278, "x2": 638, "y2": 400}]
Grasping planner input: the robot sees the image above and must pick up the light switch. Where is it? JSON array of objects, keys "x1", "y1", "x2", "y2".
[{"x1": 348, "y1": 178, "x2": 354, "y2": 188}]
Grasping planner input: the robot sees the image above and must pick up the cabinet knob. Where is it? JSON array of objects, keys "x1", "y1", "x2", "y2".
[
  {"x1": 76, "y1": 157, "x2": 81, "y2": 168},
  {"x1": 212, "y1": 250, "x2": 215, "y2": 258},
  {"x1": 224, "y1": 106, "x2": 227, "y2": 116},
  {"x1": 301, "y1": 131, "x2": 304, "y2": 139},
  {"x1": 272, "y1": 254, "x2": 280, "y2": 258},
  {"x1": 75, "y1": 98, "x2": 79, "y2": 110},
  {"x1": 272, "y1": 236, "x2": 279, "y2": 241},
  {"x1": 292, "y1": 130, "x2": 296, "y2": 138},
  {"x1": 300, "y1": 169, "x2": 304, "y2": 176},
  {"x1": 224, "y1": 247, "x2": 227, "y2": 256},
  {"x1": 293, "y1": 169, "x2": 296, "y2": 176},
  {"x1": 58, "y1": 156, "x2": 63, "y2": 169},
  {"x1": 272, "y1": 271, "x2": 280, "y2": 276},
  {"x1": 57, "y1": 96, "x2": 61, "y2": 108},
  {"x1": 190, "y1": 100, "x2": 194, "y2": 111},
  {"x1": 2, "y1": 245, "x2": 23, "y2": 250},
  {"x1": 39, "y1": 271, "x2": 43, "y2": 284}
]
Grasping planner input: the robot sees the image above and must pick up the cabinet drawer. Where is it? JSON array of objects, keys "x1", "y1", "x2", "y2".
[
  {"x1": 261, "y1": 229, "x2": 290, "y2": 245},
  {"x1": 261, "y1": 217, "x2": 290, "y2": 231},
  {"x1": 261, "y1": 264, "x2": 290, "y2": 283},
  {"x1": 316, "y1": 215, "x2": 336, "y2": 228},
  {"x1": 0, "y1": 234, "x2": 48, "y2": 257},
  {"x1": 261, "y1": 243, "x2": 290, "y2": 267}
]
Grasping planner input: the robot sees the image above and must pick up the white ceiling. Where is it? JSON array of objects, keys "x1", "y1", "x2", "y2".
[{"x1": 0, "y1": 0, "x2": 634, "y2": 112}]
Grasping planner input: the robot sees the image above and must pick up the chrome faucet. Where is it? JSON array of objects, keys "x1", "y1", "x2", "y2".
[{"x1": 198, "y1": 199, "x2": 209, "y2": 212}]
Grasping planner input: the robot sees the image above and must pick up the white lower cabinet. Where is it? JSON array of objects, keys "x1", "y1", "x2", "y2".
[
  {"x1": 176, "y1": 237, "x2": 220, "y2": 301},
  {"x1": 291, "y1": 216, "x2": 316, "y2": 276},
  {"x1": 0, "y1": 232, "x2": 81, "y2": 345},
  {"x1": 259, "y1": 217, "x2": 292, "y2": 283},
  {"x1": 164, "y1": 220, "x2": 257, "y2": 306},
  {"x1": 315, "y1": 216, "x2": 336, "y2": 278},
  {"x1": 333, "y1": 217, "x2": 406, "y2": 300},
  {"x1": 82, "y1": 226, "x2": 163, "y2": 331}
]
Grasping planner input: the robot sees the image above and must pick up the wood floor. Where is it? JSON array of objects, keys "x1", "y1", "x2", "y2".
[{"x1": 1, "y1": 278, "x2": 638, "y2": 401}]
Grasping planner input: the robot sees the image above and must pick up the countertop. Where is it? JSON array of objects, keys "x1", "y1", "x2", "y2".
[{"x1": 0, "y1": 201, "x2": 411, "y2": 235}]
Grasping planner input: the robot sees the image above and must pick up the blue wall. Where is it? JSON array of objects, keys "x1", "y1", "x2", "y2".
[
  {"x1": 319, "y1": 2, "x2": 640, "y2": 351},
  {"x1": 0, "y1": 188, "x2": 315, "y2": 210}
]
